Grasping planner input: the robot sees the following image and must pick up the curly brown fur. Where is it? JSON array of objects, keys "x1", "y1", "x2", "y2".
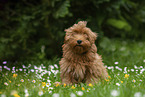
[{"x1": 59, "y1": 21, "x2": 108, "y2": 85}]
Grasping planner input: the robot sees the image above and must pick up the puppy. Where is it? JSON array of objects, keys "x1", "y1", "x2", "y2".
[{"x1": 59, "y1": 21, "x2": 108, "y2": 84}]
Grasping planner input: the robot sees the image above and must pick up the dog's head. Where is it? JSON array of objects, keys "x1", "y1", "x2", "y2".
[{"x1": 64, "y1": 21, "x2": 97, "y2": 54}]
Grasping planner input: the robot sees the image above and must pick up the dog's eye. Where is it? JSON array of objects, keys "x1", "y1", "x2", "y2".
[
  {"x1": 84, "y1": 34, "x2": 89, "y2": 40},
  {"x1": 71, "y1": 34, "x2": 74, "y2": 37}
]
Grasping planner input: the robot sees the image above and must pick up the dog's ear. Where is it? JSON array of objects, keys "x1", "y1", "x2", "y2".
[
  {"x1": 64, "y1": 32, "x2": 71, "y2": 43},
  {"x1": 89, "y1": 32, "x2": 97, "y2": 44},
  {"x1": 84, "y1": 28, "x2": 97, "y2": 44}
]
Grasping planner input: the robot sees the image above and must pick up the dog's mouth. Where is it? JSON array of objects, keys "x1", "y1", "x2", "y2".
[
  {"x1": 74, "y1": 45, "x2": 83, "y2": 48},
  {"x1": 74, "y1": 45, "x2": 84, "y2": 53},
  {"x1": 73, "y1": 44, "x2": 89, "y2": 54}
]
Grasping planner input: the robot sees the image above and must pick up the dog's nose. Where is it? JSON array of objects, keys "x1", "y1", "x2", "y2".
[{"x1": 77, "y1": 40, "x2": 82, "y2": 44}]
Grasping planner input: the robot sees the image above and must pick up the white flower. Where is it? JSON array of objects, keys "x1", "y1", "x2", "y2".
[
  {"x1": 0, "y1": 66, "x2": 2, "y2": 71},
  {"x1": 49, "y1": 65, "x2": 54, "y2": 70},
  {"x1": 48, "y1": 71, "x2": 51, "y2": 76},
  {"x1": 47, "y1": 80, "x2": 51, "y2": 83},
  {"x1": 24, "y1": 69, "x2": 27, "y2": 71},
  {"x1": 19, "y1": 69, "x2": 23, "y2": 71},
  {"x1": 22, "y1": 65, "x2": 26, "y2": 68},
  {"x1": 52, "y1": 93, "x2": 59, "y2": 97},
  {"x1": 49, "y1": 91, "x2": 52, "y2": 94},
  {"x1": 140, "y1": 66, "x2": 143, "y2": 68},
  {"x1": 134, "y1": 92, "x2": 141, "y2": 97},
  {"x1": 24, "y1": 89, "x2": 28, "y2": 93},
  {"x1": 46, "y1": 83, "x2": 51, "y2": 87},
  {"x1": 3, "y1": 61, "x2": 7, "y2": 64},
  {"x1": 4, "y1": 82, "x2": 8, "y2": 86},
  {"x1": 124, "y1": 67, "x2": 127, "y2": 73},
  {"x1": 38, "y1": 91, "x2": 43, "y2": 96},
  {"x1": 38, "y1": 66, "x2": 43, "y2": 72},
  {"x1": 115, "y1": 66, "x2": 119, "y2": 69},
  {"x1": 108, "y1": 66, "x2": 113, "y2": 69},
  {"x1": 116, "y1": 83, "x2": 120, "y2": 86},
  {"x1": 140, "y1": 68, "x2": 145, "y2": 74},
  {"x1": 70, "y1": 93, "x2": 76, "y2": 97},
  {"x1": 17, "y1": 84, "x2": 20, "y2": 86},
  {"x1": 25, "y1": 93, "x2": 29, "y2": 97},
  {"x1": 20, "y1": 79, "x2": 24, "y2": 82},
  {"x1": 77, "y1": 91, "x2": 83, "y2": 96},
  {"x1": 51, "y1": 70, "x2": 55, "y2": 74},
  {"x1": 31, "y1": 69, "x2": 34, "y2": 72},
  {"x1": 1, "y1": 94, "x2": 6, "y2": 97},
  {"x1": 134, "y1": 65, "x2": 138, "y2": 69},
  {"x1": 114, "y1": 62, "x2": 119, "y2": 64},
  {"x1": 115, "y1": 66, "x2": 122, "y2": 71},
  {"x1": 139, "y1": 80, "x2": 142, "y2": 82},
  {"x1": 34, "y1": 65, "x2": 38, "y2": 69},
  {"x1": 132, "y1": 79, "x2": 136, "y2": 83},
  {"x1": 28, "y1": 64, "x2": 31, "y2": 68},
  {"x1": 32, "y1": 80, "x2": 36, "y2": 83},
  {"x1": 111, "y1": 90, "x2": 119, "y2": 97},
  {"x1": 49, "y1": 87, "x2": 54, "y2": 90},
  {"x1": 54, "y1": 64, "x2": 58, "y2": 68},
  {"x1": 143, "y1": 60, "x2": 145, "y2": 63},
  {"x1": 131, "y1": 69, "x2": 134, "y2": 72}
]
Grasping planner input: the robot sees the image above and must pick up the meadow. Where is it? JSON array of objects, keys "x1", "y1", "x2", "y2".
[{"x1": 0, "y1": 39, "x2": 145, "y2": 97}]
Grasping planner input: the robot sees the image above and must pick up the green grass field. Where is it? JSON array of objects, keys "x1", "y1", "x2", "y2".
[{"x1": 1, "y1": 39, "x2": 145, "y2": 97}]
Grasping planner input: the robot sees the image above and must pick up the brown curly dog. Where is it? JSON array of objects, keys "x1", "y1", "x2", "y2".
[{"x1": 59, "y1": 21, "x2": 108, "y2": 85}]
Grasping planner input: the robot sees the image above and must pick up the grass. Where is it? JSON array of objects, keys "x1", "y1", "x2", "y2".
[{"x1": 0, "y1": 39, "x2": 145, "y2": 97}]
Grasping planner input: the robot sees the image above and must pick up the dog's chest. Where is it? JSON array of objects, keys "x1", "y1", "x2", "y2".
[{"x1": 71, "y1": 62, "x2": 90, "y2": 82}]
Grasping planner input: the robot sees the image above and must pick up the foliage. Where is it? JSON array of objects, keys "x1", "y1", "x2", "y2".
[
  {"x1": 99, "y1": 38, "x2": 145, "y2": 66},
  {"x1": 1, "y1": 39, "x2": 145, "y2": 96},
  {"x1": 1, "y1": 55, "x2": 145, "y2": 96},
  {"x1": 0, "y1": 0, "x2": 145, "y2": 61}
]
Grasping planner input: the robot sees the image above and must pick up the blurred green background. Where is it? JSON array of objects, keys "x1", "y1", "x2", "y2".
[{"x1": 0, "y1": 0, "x2": 145, "y2": 62}]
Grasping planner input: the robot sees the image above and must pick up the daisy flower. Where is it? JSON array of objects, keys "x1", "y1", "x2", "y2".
[
  {"x1": 4, "y1": 82, "x2": 8, "y2": 86},
  {"x1": 114, "y1": 62, "x2": 119, "y2": 64},
  {"x1": 20, "y1": 79, "x2": 24, "y2": 82},
  {"x1": 3, "y1": 61, "x2": 7, "y2": 64},
  {"x1": 70, "y1": 93, "x2": 76, "y2": 97},
  {"x1": 32, "y1": 80, "x2": 36, "y2": 83},
  {"x1": 134, "y1": 92, "x2": 141, "y2": 97},
  {"x1": 52, "y1": 93, "x2": 59, "y2": 97},
  {"x1": 111, "y1": 90, "x2": 119, "y2": 97},
  {"x1": 77, "y1": 91, "x2": 83, "y2": 96},
  {"x1": 132, "y1": 79, "x2": 136, "y2": 83},
  {"x1": 116, "y1": 83, "x2": 120, "y2": 86},
  {"x1": 38, "y1": 91, "x2": 43, "y2": 96}
]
